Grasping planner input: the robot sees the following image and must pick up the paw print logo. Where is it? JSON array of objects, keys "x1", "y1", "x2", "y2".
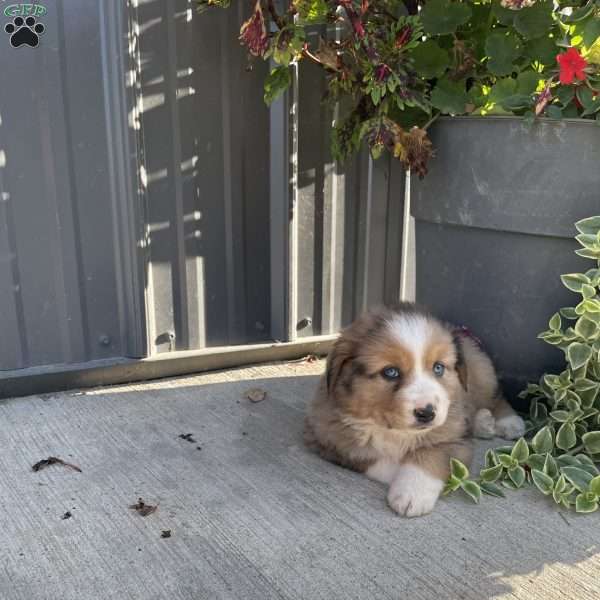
[{"x1": 5, "y1": 16, "x2": 45, "y2": 48}]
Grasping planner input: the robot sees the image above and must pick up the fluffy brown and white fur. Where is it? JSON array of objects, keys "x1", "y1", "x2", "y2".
[{"x1": 304, "y1": 303, "x2": 525, "y2": 517}]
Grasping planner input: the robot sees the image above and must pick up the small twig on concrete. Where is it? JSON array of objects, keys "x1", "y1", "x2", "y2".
[
  {"x1": 558, "y1": 511, "x2": 571, "y2": 527},
  {"x1": 32, "y1": 457, "x2": 82, "y2": 473}
]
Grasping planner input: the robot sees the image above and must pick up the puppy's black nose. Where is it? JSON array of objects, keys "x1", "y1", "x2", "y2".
[{"x1": 414, "y1": 404, "x2": 435, "y2": 424}]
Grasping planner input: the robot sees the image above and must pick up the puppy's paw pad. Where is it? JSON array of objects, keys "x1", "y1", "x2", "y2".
[
  {"x1": 387, "y1": 465, "x2": 443, "y2": 518},
  {"x1": 473, "y1": 408, "x2": 496, "y2": 439},
  {"x1": 495, "y1": 414, "x2": 525, "y2": 440}
]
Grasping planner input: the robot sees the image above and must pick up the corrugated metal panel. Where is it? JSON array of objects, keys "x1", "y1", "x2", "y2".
[
  {"x1": 294, "y1": 27, "x2": 406, "y2": 338},
  {"x1": 0, "y1": 0, "x2": 144, "y2": 371},
  {"x1": 0, "y1": 1, "x2": 406, "y2": 375},
  {"x1": 134, "y1": 9, "x2": 406, "y2": 352},
  {"x1": 134, "y1": 0, "x2": 272, "y2": 354}
]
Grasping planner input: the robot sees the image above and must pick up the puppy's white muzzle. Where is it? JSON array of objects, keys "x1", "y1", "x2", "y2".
[{"x1": 401, "y1": 373, "x2": 449, "y2": 429}]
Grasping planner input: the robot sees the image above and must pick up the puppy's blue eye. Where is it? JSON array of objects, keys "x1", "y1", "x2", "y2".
[
  {"x1": 433, "y1": 362, "x2": 445, "y2": 377},
  {"x1": 382, "y1": 366, "x2": 400, "y2": 380}
]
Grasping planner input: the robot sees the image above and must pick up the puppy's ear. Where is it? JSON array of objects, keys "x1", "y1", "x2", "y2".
[
  {"x1": 326, "y1": 338, "x2": 354, "y2": 394},
  {"x1": 452, "y1": 334, "x2": 468, "y2": 391}
]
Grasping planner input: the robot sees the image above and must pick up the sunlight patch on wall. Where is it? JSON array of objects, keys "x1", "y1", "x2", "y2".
[
  {"x1": 181, "y1": 156, "x2": 198, "y2": 172},
  {"x1": 176, "y1": 87, "x2": 196, "y2": 100},
  {"x1": 142, "y1": 93, "x2": 166, "y2": 112}
]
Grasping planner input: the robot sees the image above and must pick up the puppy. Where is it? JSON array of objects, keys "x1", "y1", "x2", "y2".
[{"x1": 304, "y1": 303, "x2": 525, "y2": 517}]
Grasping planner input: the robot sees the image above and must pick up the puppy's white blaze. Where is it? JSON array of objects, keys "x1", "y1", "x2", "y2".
[
  {"x1": 387, "y1": 314, "x2": 431, "y2": 357},
  {"x1": 366, "y1": 460, "x2": 401, "y2": 485},
  {"x1": 495, "y1": 414, "x2": 526, "y2": 440},
  {"x1": 387, "y1": 464, "x2": 444, "y2": 518}
]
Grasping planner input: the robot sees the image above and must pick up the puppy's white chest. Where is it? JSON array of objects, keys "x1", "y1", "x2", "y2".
[{"x1": 366, "y1": 426, "x2": 423, "y2": 461}]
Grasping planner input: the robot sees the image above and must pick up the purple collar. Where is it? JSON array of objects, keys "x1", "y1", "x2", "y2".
[{"x1": 454, "y1": 325, "x2": 483, "y2": 349}]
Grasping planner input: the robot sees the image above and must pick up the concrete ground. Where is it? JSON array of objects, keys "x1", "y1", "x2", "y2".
[{"x1": 1, "y1": 360, "x2": 599, "y2": 600}]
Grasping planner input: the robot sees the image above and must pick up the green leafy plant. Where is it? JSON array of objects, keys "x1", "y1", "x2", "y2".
[
  {"x1": 199, "y1": 0, "x2": 600, "y2": 177},
  {"x1": 448, "y1": 216, "x2": 600, "y2": 513}
]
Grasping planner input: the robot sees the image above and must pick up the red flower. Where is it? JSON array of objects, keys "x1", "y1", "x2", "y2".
[
  {"x1": 375, "y1": 64, "x2": 391, "y2": 82},
  {"x1": 349, "y1": 14, "x2": 366, "y2": 38},
  {"x1": 338, "y1": 0, "x2": 366, "y2": 38},
  {"x1": 395, "y1": 26, "x2": 412, "y2": 49},
  {"x1": 239, "y1": 0, "x2": 269, "y2": 57},
  {"x1": 556, "y1": 48, "x2": 588, "y2": 85}
]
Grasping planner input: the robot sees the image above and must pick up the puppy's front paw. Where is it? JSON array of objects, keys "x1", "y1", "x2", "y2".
[
  {"x1": 473, "y1": 408, "x2": 496, "y2": 439},
  {"x1": 495, "y1": 414, "x2": 525, "y2": 440},
  {"x1": 387, "y1": 465, "x2": 444, "y2": 518}
]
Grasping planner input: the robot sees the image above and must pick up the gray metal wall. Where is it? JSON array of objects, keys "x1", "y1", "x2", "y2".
[
  {"x1": 0, "y1": 0, "x2": 405, "y2": 375},
  {"x1": 134, "y1": 0, "x2": 273, "y2": 352},
  {"x1": 295, "y1": 30, "x2": 406, "y2": 339},
  {"x1": 0, "y1": 0, "x2": 144, "y2": 372}
]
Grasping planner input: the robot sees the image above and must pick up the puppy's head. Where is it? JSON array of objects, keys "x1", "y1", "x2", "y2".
[{"x1": 326, "y1": 304, "x2": 467, "y2": 432}]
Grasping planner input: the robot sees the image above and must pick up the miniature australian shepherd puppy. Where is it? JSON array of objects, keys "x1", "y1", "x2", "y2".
[{"x1": 304, "y1": 303, "x2": 525, "y2": 518}]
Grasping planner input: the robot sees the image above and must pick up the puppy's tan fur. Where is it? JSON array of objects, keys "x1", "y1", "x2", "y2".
[{"x1": 304, "y1": 303, "x2": 523, "y2": 516}]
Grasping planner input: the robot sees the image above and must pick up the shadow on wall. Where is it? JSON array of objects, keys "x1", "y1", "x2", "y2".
[
  {"x1": 0, "y1": 0, "x2": 408, "y2": 373},
  {"x1": 129, "y1": 1, "x2": 403, "y2": 356},
  {"x1": 129, "y1": 0, "x2": 271, "y2": 353},
  {"x1": 296, "y1": 34, "x2": 362, "y2": 338},
  {"x1": 1, "y1": 370, "x2": 598, "y2": 599}
]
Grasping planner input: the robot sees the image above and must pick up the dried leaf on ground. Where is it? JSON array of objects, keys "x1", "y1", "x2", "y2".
[
  {"x1": 32, "y1": 457, "x2": 82, "y2": 473},
  {"x1": 129, "y1": 498, "x2": 157, "y2": 517}
]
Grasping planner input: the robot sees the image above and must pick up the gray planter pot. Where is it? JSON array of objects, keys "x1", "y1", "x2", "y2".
[{"x1": 412, "y1": 116, "x2": 600, "y2": 407}]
